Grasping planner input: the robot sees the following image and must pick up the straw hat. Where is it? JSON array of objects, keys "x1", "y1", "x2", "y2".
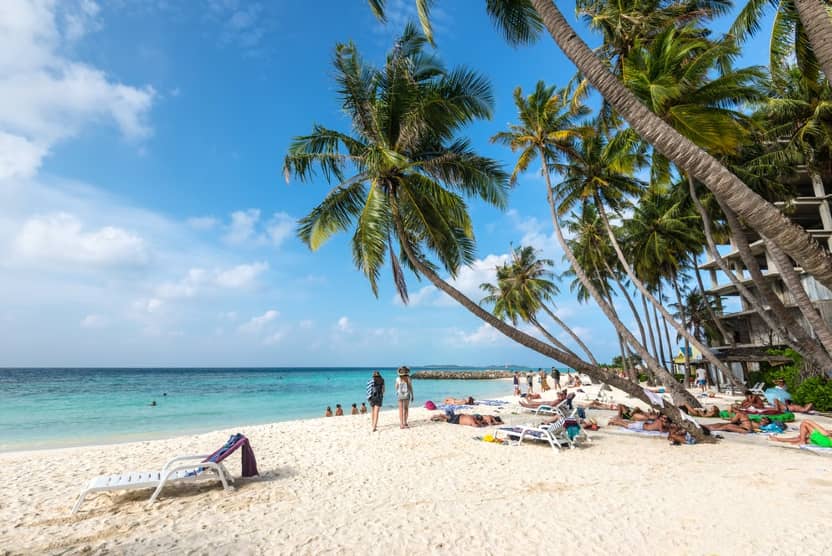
[{"x1": 397, "y1": 366, "x2": 410, "y2": 376}]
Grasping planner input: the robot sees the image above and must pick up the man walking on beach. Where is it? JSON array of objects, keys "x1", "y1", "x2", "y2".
[
  {"x1": 526, "y1": 372, "x2": 533, "y2": 394},
  {"x1": 513, "y1": 372, "x2": 520, "y2": 396},
  {"x1": 552, "y1": 368, "x2": 560, "y2": 391}
]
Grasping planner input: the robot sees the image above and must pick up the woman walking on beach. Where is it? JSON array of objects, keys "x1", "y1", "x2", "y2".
[
  {"x1": 395, "y1": 366, "x2": 414, "y2": 429},
  {"x1": 367, "y1": 371, "x2": 385, "y2": 432}
]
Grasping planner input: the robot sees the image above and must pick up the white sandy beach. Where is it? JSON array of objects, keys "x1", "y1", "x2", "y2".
[{"x1": 2, "y1": 384, "x2": 832, "y2": 555}]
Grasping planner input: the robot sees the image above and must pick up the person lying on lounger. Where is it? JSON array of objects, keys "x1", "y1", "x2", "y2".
[
  {"x1": 607, "y1": 414, "x2": 669, "y2": 432},
  {"x1": 520, "y1": 391, "x2": 574, "y2": 409},
  {"x1": 773, "y1": 398, "x2": 814, "y2": 414},
  {"x1": 444, "y1": 396, "x2": 475, "y2": 405},
  {"x1": 617, "y1": 404, "x2": 658, "y2": 421},
  {"x1": 431, "y1": 409, "x2": 487, "y2": 427},
  {"x1": 768, "y1": 420, "x2": 832, "y2": 447},
  {"x1": 580, "y1": 400, "x2": 618, "y2": 410},
  {"x1": 680, "y1": 404, "x2": 722, "y2": 418}
]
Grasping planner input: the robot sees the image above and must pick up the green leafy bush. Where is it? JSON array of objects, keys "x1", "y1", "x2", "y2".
[
  {"x1": 794, "y1": 377, "x2": 832, "y2": 412},
  {"x1": 747, "y1": 348, "x2": 832, "y2": 411}
]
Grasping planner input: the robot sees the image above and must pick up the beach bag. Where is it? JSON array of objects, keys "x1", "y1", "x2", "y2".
[
  {"x1": 396, "y1": 379, "x2": 410, "y2": 400},
  {"x1": 424, "y1": 400, "x2": 437, "y2": 410}
]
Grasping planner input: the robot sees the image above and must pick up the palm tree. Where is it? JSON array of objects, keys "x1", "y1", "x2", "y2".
[
  {"x1": 554, "y1": 121, "x2": 735, "y2": 382},
  {"x1": 791, "y1": 0, "x2": 832, "y2": 86},
  {"x1": 480, "y1": 245, "x2": 599, "y2": 364},
  {"x1": 369, "y1": 0, "x2": 832, "y2": 291},
  {"x1": 283, "y1": 26, "x2": 705, "y2": 429},
  {"x1": 492, "y1": 82, "x2": 699, "y2": 405}
]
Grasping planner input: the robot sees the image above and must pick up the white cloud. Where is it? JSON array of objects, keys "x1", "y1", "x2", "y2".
[
  {"x1": 156, "y1": 262, "x2": 268, "y2": 299},
  {"x1": 133, "y1": 298, "x2": 163, "y2": 314},
  {"x1": 225, "y1": 209, "x2": 260, "y2": 244},
  {"x1": 452, "y1": 323, "x2": 504, "y2": 345},
  {"x1": 80, "y1": 313, "x2": 107, "y2": 328},
  {"x1": 223, "y1": 209, "x2": 295, "y2": 247},
  {"x1": 265, "y1": 212, "x2": 294, "y2": 246},
  {"x1": 0, "y1": 132, "x2": 47, "y2": 179},
  {"x1": 208, "y1": 0, "x2": 269, "y2": 52},
  {"x1": 299, "y1": 319, "x2": 314, "y2": 329},
  {"x1": 0, "y1": 0, "x2": 155, "y2": 178},
  {"x1": 14, "y1": 212, "x2": 149, "y2": 266},
  {"x1": 400, "y1": 254, "x2": 509, "y2": 307},
  {"x1": 336, "y1": 316, "x2": 352, "y2": 332},
  {"x1": 186, "y1": 216, "x2": 218, "y2": 231},
  {"x1": 263, "y1": 330, "x2": 284, "y2": 345},
  {"x1": 239, "y1": 309, "x2": 278, "y2": 334},
  {"x1": 215, "y1": 262, "x2": 268, "y2": 288}
]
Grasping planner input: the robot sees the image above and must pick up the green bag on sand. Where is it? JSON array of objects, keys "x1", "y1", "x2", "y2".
[{"x1": 718, "y1": 410, "x2": 795, "y2": 422}]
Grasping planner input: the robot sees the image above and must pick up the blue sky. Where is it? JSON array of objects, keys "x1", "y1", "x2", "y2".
[{"x1": 0, "y1": 0, "x2": 771, "y2": 367}]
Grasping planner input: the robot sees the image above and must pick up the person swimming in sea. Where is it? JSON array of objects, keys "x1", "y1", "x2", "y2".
[{"x1": 150, "y1": 400, "x2": 157, "y2": 407}]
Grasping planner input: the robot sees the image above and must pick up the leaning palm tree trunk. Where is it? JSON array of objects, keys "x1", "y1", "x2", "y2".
[
  {"x1": 692, "y1": 252, "x2": 733, "y2": 347},
  {"x1": 594, "y1": 197, "x2": 736, "y2": 381},
  {"x1": 660, "y1": 284, "x2": 675, "y2": 364},
  {"x1": 540, "y1": 160, "x2": 699, "y2": 406},
  {"x1": 690, "y1": 180, "x2": 822, "y2": 361},
  {"x1": 720, "y1": 200, "x2": 832, "y2": 371},
  {"x1": 603, "y1": 260, "x2": 650, "y2": 350},
  {"x1": 529, "y1": 316, "x2": 582, "y2": 361},
  {"x1": 672, "y1": 276, "x2": 692, "y2": 381},
  {"x1": 529, "y1": 0, "x2": 832, "y2": 291},
  {"x1": 642, "y1": 292, "x2": 661, "y2": 364},
  {"x1": 389, "y1": 211, "x2": 708, "y2": 438},
  {"x1": 652, "y1": 301, "x2": 668, "y2": 368},
  {"x1": 539, "y1": 305, "x2": 599, "y2": 365},
  {"x1": 765, "y1": 238, "x2": 832, "y2": 360},
  {"x1": 793, "y1": 0, "x2": 832, "y2": 86}
]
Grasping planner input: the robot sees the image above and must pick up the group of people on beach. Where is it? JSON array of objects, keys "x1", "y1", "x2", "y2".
[
  {"x1": 512, "y1": 368, "x2": 572, "y2": 396},
  {"x1": 324, "y1": 403, "x2": 367, "y2": 417}
]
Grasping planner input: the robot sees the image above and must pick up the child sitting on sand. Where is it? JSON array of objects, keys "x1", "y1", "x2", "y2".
[
  {"x1": 360, "y1": 403, "x2": 367, "y2": 414},
  {"x1": 335, "y1": 404, "x2": 344, "y2": 416},
  {"x1": 325, "y1": 406, "x2": 333, "y2": 417},
  {"x1": 351, "y1": 403, "x2": 359, "y2": 415}
]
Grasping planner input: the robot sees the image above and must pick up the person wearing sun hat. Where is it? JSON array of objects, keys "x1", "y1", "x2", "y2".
[{"x1": 394, "y1": 366, "x2": 414, "y2": 429}]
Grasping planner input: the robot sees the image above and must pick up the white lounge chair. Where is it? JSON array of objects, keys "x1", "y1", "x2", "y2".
[
  {"x1": 496, "y1": 416, "x2": 580, "y2": 451},
  {"x1": 749, "y1": 382, "x2": 766, "y2": 396},
  {"x1": 72, "y1": 434, "x2": 257, "y2": 514},
  {"x1": 72, "y1": 455, "x2": 232, "y2": 514}
]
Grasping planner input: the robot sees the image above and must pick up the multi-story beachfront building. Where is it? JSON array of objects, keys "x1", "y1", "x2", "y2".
[{"x1": 699, "y1": 171, "x2": 832, "y2": 378}]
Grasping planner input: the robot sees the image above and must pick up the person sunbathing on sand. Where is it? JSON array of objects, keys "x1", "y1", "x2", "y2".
[
  {"x1": 431, "y1": 409, "x2": 487, "y2": 427},
  {"x1": 608, "y1": 414, "x2": 669, "y2": 432},
  {"x1": 680, "y1": 404, "x2": 721, "y2": 418},
  {"x1": 444, "y1": 396, "x2": 475, "y2": 405},
  {"x1": 581, "y1": 400, "x2": 618, "y2": 410},
  {"x1": 773, "y1": 398, "x2": 814, "y2": 414},
  {"x1": 708, "y1": 411, "x2": 761, "y2": 434},
  {"x1": 617, "y1": 404, "x2": 658, "y2": 421},
  {"x1": 769, "y1": 420, "x2": 832, "y2": 447}
]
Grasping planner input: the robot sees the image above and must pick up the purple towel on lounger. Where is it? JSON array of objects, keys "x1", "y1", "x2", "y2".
[{"x1": 204, "y1": 433, "x2": 259, "y2": 477}]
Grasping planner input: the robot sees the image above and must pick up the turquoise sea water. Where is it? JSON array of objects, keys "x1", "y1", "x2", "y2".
[{"x1": 0, "y1": 368, "x2": 513, "y2": 451}]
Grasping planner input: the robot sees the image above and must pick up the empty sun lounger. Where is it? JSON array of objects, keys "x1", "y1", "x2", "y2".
[{"x1": 72, "y1": 433, "x2": 257, "y2": 514}]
